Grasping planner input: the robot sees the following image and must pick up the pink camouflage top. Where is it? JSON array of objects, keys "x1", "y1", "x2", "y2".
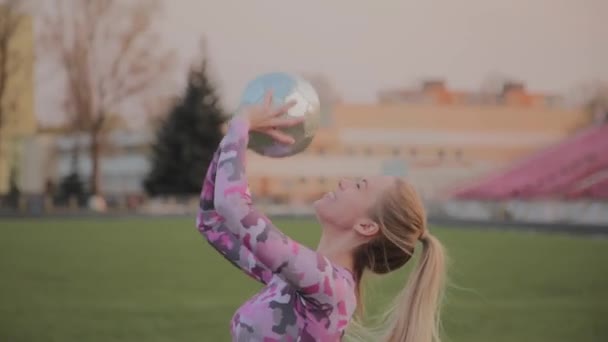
[{"x1": 196, "y1": 116, "x2": 358, "y2": 341}]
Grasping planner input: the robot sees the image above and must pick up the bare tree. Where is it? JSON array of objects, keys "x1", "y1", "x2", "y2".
[
  {"x1": 40, "y1": 0, "x2": 175, "y2": 195},
  {"x1": 0, "y1": 0, "x2": 31, "y2": 161}
]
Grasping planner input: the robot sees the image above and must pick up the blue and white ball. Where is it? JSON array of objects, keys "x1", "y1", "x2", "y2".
[{"x1": 239, "y1": 72, "x2": 321, "y2": 158}]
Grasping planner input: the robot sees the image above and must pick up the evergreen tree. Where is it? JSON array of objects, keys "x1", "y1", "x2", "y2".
[{"x1": 143, "y1": 59, "x2": 227, "y2": 196}]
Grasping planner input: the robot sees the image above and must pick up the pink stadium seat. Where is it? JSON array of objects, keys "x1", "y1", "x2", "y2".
[
  {"x1": 566, "y1": 170, "x2": 608, "y2": 199},
  {"x1": 450, "y1": 124, "x2": 608, "y2": 200}
]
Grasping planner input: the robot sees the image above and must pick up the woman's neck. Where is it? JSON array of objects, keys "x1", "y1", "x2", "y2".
[{"x1": 316, "y1": 230, "x2": 355, "y2": 274}]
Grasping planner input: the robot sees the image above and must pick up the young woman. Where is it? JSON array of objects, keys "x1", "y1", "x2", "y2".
[{"x1": 197, "y1": 92, "x2": 447, "y2": 342}]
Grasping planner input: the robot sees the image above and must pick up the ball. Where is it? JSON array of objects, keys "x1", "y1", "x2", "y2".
[{"x1": 238, "y1": 72, "x2": 321, "y2": 158}]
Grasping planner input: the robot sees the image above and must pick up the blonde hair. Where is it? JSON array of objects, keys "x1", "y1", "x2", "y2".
[{"x1": 349, "y1": 179, "x2": 447, "y2": 342}]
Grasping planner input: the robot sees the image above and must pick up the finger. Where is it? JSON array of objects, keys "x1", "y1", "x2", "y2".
[
  {"x1": 269, "y1": 116, "x2": 305, "y2": 128},
  {"x1": 274, "y1": 99, "x2": 297, "y2": 115},
  {"x1": 263, "y1": 90, "x2": 273, "y2": 108},
  {"x1": 264, "y1": 129, "x2": 296, "y2": 144}
]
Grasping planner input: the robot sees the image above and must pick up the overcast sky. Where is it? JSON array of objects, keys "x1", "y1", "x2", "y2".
[{"x1": 36, "y1": 0, "x2": 607, "y2": 126}]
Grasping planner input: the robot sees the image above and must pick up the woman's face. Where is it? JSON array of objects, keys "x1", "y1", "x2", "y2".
[{"x1": 313, "y1": 175, "x2": 395, "y2": 232}]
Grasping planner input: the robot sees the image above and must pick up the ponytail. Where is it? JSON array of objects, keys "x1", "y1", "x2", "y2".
[
  {"x1": 382, "y1": 233, "x2": 446, "y2": 342},
  {"x1": 345, "y1": 179, "x2": 447, "y2": 342}
]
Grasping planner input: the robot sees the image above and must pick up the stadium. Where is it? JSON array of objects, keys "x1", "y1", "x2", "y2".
[{"x1": 1, "y1": 1, "x2": 606, "y2": 341}]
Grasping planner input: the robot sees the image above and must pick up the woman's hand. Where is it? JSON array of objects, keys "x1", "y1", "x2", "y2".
[{"x1": 239, "y1": 91, "x2": 303, "y2": 144}]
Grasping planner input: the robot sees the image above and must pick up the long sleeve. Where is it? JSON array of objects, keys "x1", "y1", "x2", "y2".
[
  {"x1": 197, "y1": 145, "x2": 273, "y2": 285},
  {"x1": 213, "y1": 117, "x2": 352, "y2": 306}
]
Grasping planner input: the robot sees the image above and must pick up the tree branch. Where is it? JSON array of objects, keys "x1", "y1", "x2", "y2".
[{"x1": 42, "y1": 0, "x2": 175, "y2": 126}]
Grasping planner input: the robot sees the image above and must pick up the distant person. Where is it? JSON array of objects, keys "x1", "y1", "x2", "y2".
[{"x1": 196, "y1": 92, "x2": 447, "y2": 342}]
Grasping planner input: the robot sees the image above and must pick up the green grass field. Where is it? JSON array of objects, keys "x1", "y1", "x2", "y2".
[{"x1": 1, "y1": 218, "x2": 607, "y2": 342}]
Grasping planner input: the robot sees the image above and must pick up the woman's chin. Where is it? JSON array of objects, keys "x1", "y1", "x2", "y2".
[
  {"x1": 312, "y1": 199, "x2": 335, "y2": 223},
  {"x1": 312, "y1": 198, "x2": 324, "y2": 212},
  {"x1": 312, "y1": 193, "x2": 332, "y2": 210}
]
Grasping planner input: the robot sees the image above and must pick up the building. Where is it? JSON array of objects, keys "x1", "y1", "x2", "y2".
[
  {"x1": 0, "y1": 6, "x2": 36, "y2": 194},
  {"x1": 21, "y1": 130, "x2": 153, "y2": 196}
]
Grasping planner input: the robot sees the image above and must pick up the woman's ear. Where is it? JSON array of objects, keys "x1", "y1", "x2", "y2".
[{"x1": 353, "y1": 218, "x2": 380, "y2": 237}]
